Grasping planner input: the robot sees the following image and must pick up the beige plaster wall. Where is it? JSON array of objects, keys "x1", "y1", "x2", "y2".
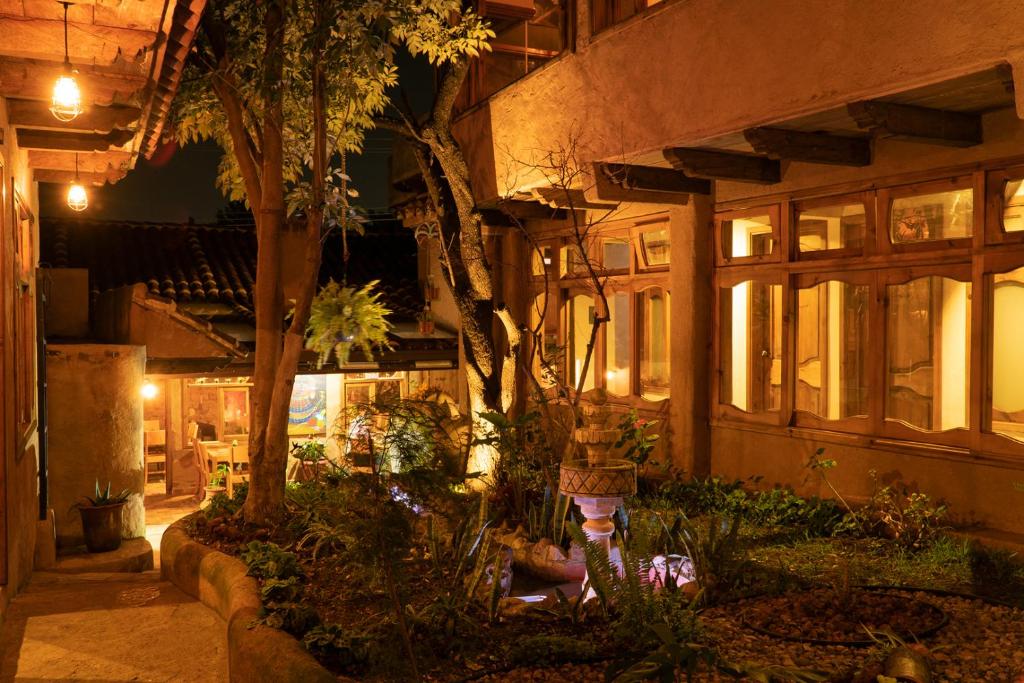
[
  {"x1": 40, "y1": 268, "x2": 89, "y2": 338},
  {"x1": 456, "y1": 0, "x2": 1024, "y2": 199},
  {"x1": 46, "y1": 344, "x2": 147, "y2": 549}
]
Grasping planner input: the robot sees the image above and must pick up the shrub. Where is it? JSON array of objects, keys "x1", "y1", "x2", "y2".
[
  {"x1": 240, "y1": 541, "x2": 303, "y2": 580},
  {"x1": 302, "y1": 624, "x2": 370, "y2": 673}
]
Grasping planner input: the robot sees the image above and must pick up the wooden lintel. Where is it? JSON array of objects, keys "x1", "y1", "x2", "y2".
[
  {"x1": 7, "y1": 99, "x2": 141, "y2": 133},
  {"x1": 602, "y1": 163, "x2": 710, "y2": 196},
  {"x1": 0, "y1": 58, "x2": 146, "y2": 105},
  {"x1": 662, "y1": 147, "x2": 781, "y2": 184},
  {"x1": 28, "y1": 149, "x2": 133, "y2": 175},
  {"x1": 743, "y1": 127, "x2": 872, "y2": 166},
  {"x1": 847, "y1": 100, "x2": 982, "y2": 148},
  {"x1": 33, "y1": 168, "x2": 122, "y2": 185},
  {"x1": 492, "y1": 199, "x2": 568, "y2": 221},
  {"x1": 17, "y1": 128, "x2": 135, "y2": 152},
  {"x1": 532, "y1": 187, "x2": 617, "y2": 210}
]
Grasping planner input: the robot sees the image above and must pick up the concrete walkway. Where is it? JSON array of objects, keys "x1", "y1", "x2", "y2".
[{"x1": 0, "y1": 485, "x2": 225, "y2": 682}]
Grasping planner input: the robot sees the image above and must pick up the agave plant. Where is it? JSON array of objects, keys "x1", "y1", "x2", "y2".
[
  {"x1": 80, "y1": 480, "x2": 131, "y2": 507},
  {"x1": 304, "y1": 279, "x2": 393, "y2": 367}
]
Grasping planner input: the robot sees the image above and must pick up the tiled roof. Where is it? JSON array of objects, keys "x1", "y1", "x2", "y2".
[{"x1": 41, "y1": 218, "x2": 423, "y2": 321}]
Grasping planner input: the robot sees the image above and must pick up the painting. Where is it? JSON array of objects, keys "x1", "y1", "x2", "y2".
[
  {"x1": 222, "y1": 387, "x2": 250, "y2": 437},
  {"x1": 288, "y1": 375, "x2": 327, "y2": 435},
  {"x1": 345, "y1": 382, "x2": 372, "y2": 407},
  {"x1": 376, "y1": 380, "x2": 402, "y2": 405}
]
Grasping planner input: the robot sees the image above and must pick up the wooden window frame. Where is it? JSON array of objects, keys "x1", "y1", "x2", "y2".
[
  {"x1": 12, "y1": 183, "x2": 35, "y2": 447},
  {"x1": 634, "y1": 283, "x2": 671, "y2": 405},
  {"x1": 714, "y1": 204, "x2": 782, "y2": 267},
  {"x1": 633, "y1": 219, "x2": 671, "y2": 273},
  {"x1": 877, "y1": 175, "x2": 978, "y2": 256},
  {"x1": 980, "y1": 250, "x2": 1024, "y2": 457},
  {"x1": 793, "y1": 191, "x2": 874, "y2": 261},
  {"x1": 984, "y1": 165, "x2": 1024, "y2": 247}
]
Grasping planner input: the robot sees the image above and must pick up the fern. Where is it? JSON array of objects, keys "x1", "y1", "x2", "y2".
[
  {"x1": 567, "y1": 522, "x2": 618, "y2": 612},
  {"x1": 304, "y1": 279, "x2": 393, "y2": 367}
]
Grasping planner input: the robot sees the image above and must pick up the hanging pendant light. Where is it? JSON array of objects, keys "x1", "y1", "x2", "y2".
[
  {"x1": 67, "y1": 153, "x2": 88, "y2": 212},
  {"x1": 50, "y1": 1, "x2": 83, "y2": 122}
]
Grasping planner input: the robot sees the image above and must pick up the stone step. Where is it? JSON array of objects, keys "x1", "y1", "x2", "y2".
[{"x1": 52, "y1": 538, "x2": 154, "y2": 574}]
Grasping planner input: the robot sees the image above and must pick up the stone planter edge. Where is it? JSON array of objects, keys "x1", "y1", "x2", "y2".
[{"x1": 161, "y1": 516, "x2": 336, "y2": 683}]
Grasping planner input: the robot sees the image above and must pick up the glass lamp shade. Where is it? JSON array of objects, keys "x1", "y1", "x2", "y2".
[
  {"x1": 67, "y1": 183, "x2": 88, "y2": 212},
  {"x1": 51, "y1": 74, "x2": 83, "y2": 122}
]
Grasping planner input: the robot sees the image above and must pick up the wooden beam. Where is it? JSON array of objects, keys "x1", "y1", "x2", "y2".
[
  {"x1": 0, "y1": 15, "x2": 157, "y2": 65},
  {"x1": 33, "y1": 168, "x2": 123, "y2": 185},
  {"x1": 532, "y1": 187, "x2": 617, "y2": 210},
  {"x1": 7, "y1": 98, "x2": 141, "y2": 133},
  {"x1": 491, "y1": 199, "x2": 568, "y2": 221},
  {"x1": 28, "y1": 149, "x2": 132, "y2": 175},
  {"x1": 0, "y1": 58, "x2": 147, "y2": 105},
  {"x1": 17, "y1": 128, "x2": 135, "y2": 151},
  {"x1": 662, "y1": 147, "x2": 781, "y2": 184},
  {"x1": 601, "y1": 163, "x2": 710, "y2": 195},
  {"x1": 743, "y1": 127, "x2": 872, "y2": 166},
  {"x1": 847, "y1": 100, "x2": 982, "y2": 147}
]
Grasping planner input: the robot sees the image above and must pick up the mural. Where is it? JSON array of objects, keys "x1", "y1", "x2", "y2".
[{"x1": 289, "y1": 375, "x2": 328, "y2": 435}]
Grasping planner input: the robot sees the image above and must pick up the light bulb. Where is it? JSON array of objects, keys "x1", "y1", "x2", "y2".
[
  {"x1": 141, "y1": 381, "x2": 158, "y2": 399},
  {"x1": 51, "y1": 73, "x2": 83, "y2": 122},
  {"x1": 67, "y1": 182, "x2": 88, "y2": 212}
]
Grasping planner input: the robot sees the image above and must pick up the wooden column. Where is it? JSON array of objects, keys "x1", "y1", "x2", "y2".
[{"x1": 668, "y1": 193, "x2": 714, "y2": 478}]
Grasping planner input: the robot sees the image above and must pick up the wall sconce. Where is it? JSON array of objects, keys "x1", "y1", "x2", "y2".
[{"x1": 50, "y1": 2, "x2": 83, "y2": 122}]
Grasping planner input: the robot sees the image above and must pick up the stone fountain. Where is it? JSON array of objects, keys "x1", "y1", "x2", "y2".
[{"x1": 559, "y1": 391, "x2": 637, "y2": 577}]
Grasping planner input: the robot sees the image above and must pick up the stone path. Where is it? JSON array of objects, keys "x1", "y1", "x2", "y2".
[{"x1": 0, "y1": 485, "x2": 224, "y2": 682}]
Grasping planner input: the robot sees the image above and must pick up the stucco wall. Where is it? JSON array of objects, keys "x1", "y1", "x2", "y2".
[
  {"x1": 46, "y1": 344, "x2": 147, "y2": 549},
  {"x1": 456, "y1": 0, "x2": 1024, "y2": 199}
]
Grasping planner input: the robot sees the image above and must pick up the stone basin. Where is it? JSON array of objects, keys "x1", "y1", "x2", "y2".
[{"x1": 559, "y1": 458, "x2": 637, "y2": 498}]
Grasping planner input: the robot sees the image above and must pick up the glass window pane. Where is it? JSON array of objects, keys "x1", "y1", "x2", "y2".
[
  {"x1": 796, "y1": 281, "x2": 869, "y2": 419},
  {"x1": 720, "y1": 281, "x2": 782, "y2": 412},
  {"x1": 722, "y1": 215, "x2": 774, "y2": 259},
  {"x1": 641, "y1": 229, "x2": 670, "y2": 267},
  {"x1": 886, "y1": 277, "x2": 970, "y2": 431},
  {"x1": 531, "y1": 245, "x2": 553, "y2": 276},
  {"x1": 1003, "y1": 180, "x2": 1024, "y2": 233},
  {"x1": 992, "y1": 267, "x2": 1024, "y2": 443},
  {"x1": 569, "y1": 294, "x2": 595, "y2": 393},
  {"x1": 530, "y1": 292, "x2": 559, "y2": 387},
  {"x1": 798, "y1": 203, "x2": 866, "y2": 252},
  {"x1": 890, "y1": 188, "x2": 973, "y2": 243},
  {"x1": 605, "y1": 292, "x2": 630, "y2": 396},
  {"x1": 603, "y1": 238, "x2": 630, "y2": 270},
  {"x1": 560, "y1": 244, "x2": 585, "y2": 277},
  {"x1": 639, "y1": 288, "x2": 670, "y2": 400}
]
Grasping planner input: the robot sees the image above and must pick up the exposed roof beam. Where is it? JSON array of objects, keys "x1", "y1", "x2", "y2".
[
  {"x1": 662, "y1": 147, "x2": 781, "y2": 184},
  {"x1": 532, "y1": 187, "x2": 617, "y2": 210},
  {"x1": 488, "y1": 200, "x2": 568, "y2": 221},
  {"x1": 743, "y1": 127, "x2": 872, "y2": 166},
  {"x1": 847, "y1": 100, "x2": 982, "y2": 147},
  {"x1": 7, "y1": 98, "x2": 140, "y2": 133},
  {"x1": 0, "y1": 15, "x2": 157, "y2": 65},
  {"x1": 28, "y1": 149, "x2": 132, "y2": 175},
  {"x1": 0, "y1": 58, "x2": 146, "y2": 105},
  {"x1": 34, "y1": 168, "x2": 123, "y2": 185},
  {"x1": 599, "y1": 162, "x2": 710, "y2": 202},
  {"x1": 17, "y1": 128, "x2": 134, "y2": 151}
]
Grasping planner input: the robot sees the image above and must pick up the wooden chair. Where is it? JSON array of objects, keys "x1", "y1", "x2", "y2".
[
  {"x1": 143, "y1": 419, "x2": 167, "y2": 483},
  {"x1": 228, "y1": 442, "x2": 250, "y2": 496}
]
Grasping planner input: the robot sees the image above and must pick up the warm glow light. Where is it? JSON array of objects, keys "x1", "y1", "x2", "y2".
[
  {"x1": 50, "y1": 73, "x2": 83, "y2": 122},
  {"x1": 605, "y1": 370, "x2": 617, "y2": 380},
  {"x1": 66, "y1": 182, "x2": 88, "y2": 212},
  {"x1": 141, "y1": 381, "x2": 158, "y2": 400}
]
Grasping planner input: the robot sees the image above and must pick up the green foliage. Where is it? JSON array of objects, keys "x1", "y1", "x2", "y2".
[
  {"x1": 614, "y1": 410, "x2": 661, "y2": 468},
  {"x1": 302, "y1": 624, "x2": 370, "y2": 674},
  {"x1": 476, "y1": 410, "x2": 556, "y2": 524},
  {"x1": 240, "y1": 541, "x2": 303, "y2": 580},
  {"x1": 305, "y1": 280, "x2": 393, "y2": 368},
  {"x1": 80, "y1": 480, "x2": 130, "y2": 507},
  {"x1": 672, "y1": 513, "x2": 746, "y2": 606},
  {"x1": 526, "y1": 486, "x2": 571, "y2": 546},
  {"x1": 606, "y1": 624, "x2": 715, "y2": 683},
  {"x1": 507, "y1": 635, "x2": 597, "y2": 667},
  {"x1": 859, "y1": 470, "x2": 947, "y2": 549},
  {"x1": 208, "y1": 464, "x2": 230, "y2": 488}
]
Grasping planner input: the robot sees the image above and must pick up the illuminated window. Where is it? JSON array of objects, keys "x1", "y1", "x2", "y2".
[
  {"x1": 530, "y1": 292, "x2": 560, "y2": 387},
  {"x1": 592, "y1": 0, "x2": 662, "y2": 33},
  {"x1": 720, "y1": 281, "x2": 782, "y2": 412},
  {"x1": 568, "y1": 294, "x2": 595, "y2": 392},
  {"x1": 531, "y1": 245, "x2": 553, "y2": 276},
  {"x1": 798, "y1": 203, "x2": 866, "y2": 253},
  {"x1": 890, "y1": 188, "x2": 972, "y2": 244},
  {"x1": 640, "y1": 228, "x2": 670, "y2": 268},
  {"x1": 721, "y1": 214, "x2": 774, "y2": 260},
  {"x1": 560, "y1": 244, "x2": 586, "y2": 277},
  {"x1": 603, "y1": 238, "x2": 630, "y2": 270},
  {"x1": 1002, "y1": 180, "x2": 1024, "y2": 233},
  {"x1": 796, "y1": 282, "x2": 869, "y2": 419},
  {"x1": 605, "y1": 292, "x2": 630, "y2": 396},
  {"x1": 638, "y1": 287, "x2": 670, "y2": 401},
  {"x1": 886, "y1": 277, "x2": 970, "y2": 431},
  {"x1": 992, "y1": 267, "x2": 1024, "y2": 443}
]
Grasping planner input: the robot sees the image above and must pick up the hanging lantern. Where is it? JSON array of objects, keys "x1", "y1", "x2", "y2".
[
  {"x1": 50, "y1": 2, "x2": 83, "y2": 122},
  {"x1": 66, "y1": 153, "x2": 88, "y2": 212}
]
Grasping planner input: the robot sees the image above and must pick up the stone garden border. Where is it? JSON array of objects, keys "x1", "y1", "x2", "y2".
[{"x1": 161, "y1": 516, "x2": 336, "y2": 683}]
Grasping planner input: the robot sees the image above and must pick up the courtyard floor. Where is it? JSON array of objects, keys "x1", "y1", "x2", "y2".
[{"x1": 0, "y1": 482, "x2": 221, "y2": 682}]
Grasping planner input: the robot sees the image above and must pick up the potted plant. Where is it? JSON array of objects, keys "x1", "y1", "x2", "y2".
[
  {"x1": 76, "y1": 481, "x2": 130, "y2": 553},
  {"x1": 204, "y1": 463, "x2": 229, "y2": 502},
  {"x1": 291, "y1": 440, "x2": 327, "y2": 482}
]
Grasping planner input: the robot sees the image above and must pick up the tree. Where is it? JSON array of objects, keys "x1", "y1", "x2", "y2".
[{"x1": 172, "y1": 0, "x2": 492, "y2": 523}]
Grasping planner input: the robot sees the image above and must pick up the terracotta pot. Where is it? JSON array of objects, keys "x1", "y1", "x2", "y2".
[
  {"x1": 884, "y1": 646, "x2": 932, "y2": 683},
  {"x1": 79, "y1": 502, "x2": 126, "y2": 553}
]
